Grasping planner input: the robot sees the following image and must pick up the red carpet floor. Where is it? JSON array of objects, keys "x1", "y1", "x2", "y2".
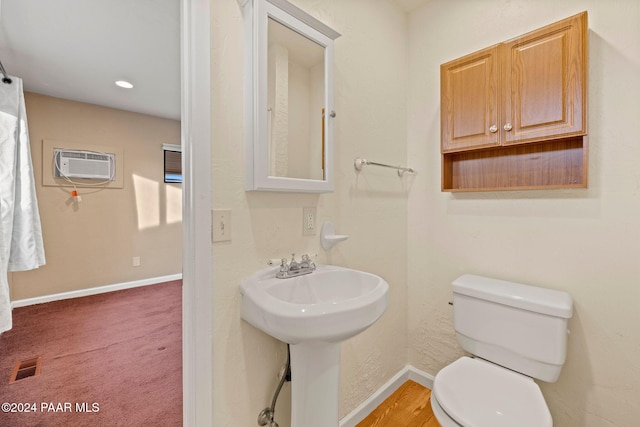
[{"x1": 0, "y1": 281, "x2": 182, "y2": 427}]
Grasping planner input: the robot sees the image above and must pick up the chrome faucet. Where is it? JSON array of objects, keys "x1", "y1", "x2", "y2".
[{"x1": 274, "y1": 253, "x2": 316, "y2": 279}]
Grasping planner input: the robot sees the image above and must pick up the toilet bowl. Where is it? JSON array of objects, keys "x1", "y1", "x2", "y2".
[
  {"x1": 430, "y1": 274, "x2": 573, "y2": 427},
  {"x1": 431, "y1": 357, "x2": 551, "y2": 427}
]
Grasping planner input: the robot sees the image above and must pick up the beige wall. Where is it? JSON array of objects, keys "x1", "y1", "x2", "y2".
[
  {"x1": 212, "y1": 0, "x2": 408, "y2": 425},
  {"x1": 407, "y1": 1, "x2": 640, "y2": 426},
  {"x1": 9, "y1": 93, "x2": 182, "y2": 300},
  {"x1": 213, "y1": 0, "x2": 640, "y2": 425}
]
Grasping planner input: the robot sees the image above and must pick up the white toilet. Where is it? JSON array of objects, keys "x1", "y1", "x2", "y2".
[{"x1": 431, "y1": 274, "x2": 573, "y2": 427}]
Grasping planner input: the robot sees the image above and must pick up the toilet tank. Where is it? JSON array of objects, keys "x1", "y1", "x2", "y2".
[{"x1": 452, "y1": 274, "x2": 573, "y2": 382}]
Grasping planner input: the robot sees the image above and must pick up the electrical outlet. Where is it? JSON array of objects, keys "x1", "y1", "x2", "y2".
[{"x1": 303, "y1": 207, "x2": 316, "y2": 236}]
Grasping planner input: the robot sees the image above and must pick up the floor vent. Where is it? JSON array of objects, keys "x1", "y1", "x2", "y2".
[{"x1": 10, "y1": 356, "x2": 42, "y2": 383}]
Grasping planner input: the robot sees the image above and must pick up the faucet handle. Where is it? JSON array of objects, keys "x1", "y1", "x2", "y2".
[{"x1": 300, "y1": 253, "x2": 317, "y2": 270}]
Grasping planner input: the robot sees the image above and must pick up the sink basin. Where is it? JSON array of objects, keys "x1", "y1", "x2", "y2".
[
  {"x1": 241, "y1": 264, "x2": 389, "y2": 427},
  {"x1": 240, "y1": 264, "x2": 388, "y2": 344}
]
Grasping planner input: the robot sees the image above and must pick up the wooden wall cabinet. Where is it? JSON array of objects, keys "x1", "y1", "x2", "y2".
[
  {"x1": 441, "y1": 12, "x2": 588, "y2": 192},
  {"x1": 441, "y1": 45, "x2": 500, "y2": 152}
]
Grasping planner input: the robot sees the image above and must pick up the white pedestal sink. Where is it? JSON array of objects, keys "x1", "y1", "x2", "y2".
[{"x1": 240, "y1": 264, "x2": 389, "y2": 427}]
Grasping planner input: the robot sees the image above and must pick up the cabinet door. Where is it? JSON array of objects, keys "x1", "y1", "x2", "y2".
[
  {"x1": 502, "y1": 12, "x2": 587, "y2": 145},
  {"x1": 441, "y1": 45, "x2": 499, "y2": 153}
]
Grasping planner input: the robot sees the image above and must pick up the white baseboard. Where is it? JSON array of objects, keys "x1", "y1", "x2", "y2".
[
  {"x1": 11, "y1": 274, "x2": 183, "y2": 308},
  {"x1": 339, "y1": 365, "x2": 435, "y2": 427}
]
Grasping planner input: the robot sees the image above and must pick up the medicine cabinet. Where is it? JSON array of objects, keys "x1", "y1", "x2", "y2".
[{"x1": 242, "y1": 0, "x2": 340, "y2": 193}]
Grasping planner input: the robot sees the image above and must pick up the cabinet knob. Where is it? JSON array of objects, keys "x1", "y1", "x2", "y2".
[
  {"x1": 489, "y1": 125, "x2": 498, "y2": 133},
  {"x1": 504, "y1": 123, "x2": 513, "y2": 131}
]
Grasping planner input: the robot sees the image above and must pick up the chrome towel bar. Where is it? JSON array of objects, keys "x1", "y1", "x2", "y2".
[{"x1": 354, "y1": 158, "x2": 415, "y2": 176}]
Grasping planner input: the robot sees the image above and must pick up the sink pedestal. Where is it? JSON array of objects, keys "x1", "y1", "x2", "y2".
[{"x1": 290, "y1": 341, "x2": 341, "y2": 427}]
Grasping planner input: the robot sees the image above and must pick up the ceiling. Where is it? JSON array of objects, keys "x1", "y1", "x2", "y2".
[
  {"x1": 0, "y1": 0, "x2": 181, "y2": 120},
  {"x1": 0, "y1": 0, "x2": 430, "y2": 122},
  {"x1": 391, "y1": 0, "x2": 431, "y2": 13}
]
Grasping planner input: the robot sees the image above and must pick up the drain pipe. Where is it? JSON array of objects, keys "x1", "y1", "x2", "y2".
[{"x1": 257, "y1": 344, "x2": 291, "y2": 427}]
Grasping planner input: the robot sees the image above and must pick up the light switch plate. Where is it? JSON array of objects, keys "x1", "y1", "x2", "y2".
[{"x1": 212, "y1": 210, "x2": 232, "y2": 242}]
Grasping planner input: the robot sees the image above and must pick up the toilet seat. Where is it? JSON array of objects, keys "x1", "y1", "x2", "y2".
[
  {"x1": 430, "y1": 392, "x2": 462, "y2": 427},
  {"x1": 433, "y1": 357, "x2": 552, "y2": 427}
]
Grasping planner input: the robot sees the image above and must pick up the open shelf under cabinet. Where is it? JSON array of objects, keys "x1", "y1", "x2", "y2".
[{"x1": 441, "y1": 136, "x2": 588, "y2": 192}]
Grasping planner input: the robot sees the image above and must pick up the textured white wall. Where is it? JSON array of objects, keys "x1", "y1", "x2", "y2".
[
  {"x1": 212, "y1": 0, "x2": 408, "y2": 425},
  {"x1": 407, "y1": 1, "x2": 640, "y2": 426}
]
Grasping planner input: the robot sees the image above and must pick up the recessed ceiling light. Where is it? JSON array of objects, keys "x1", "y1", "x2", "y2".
[{"x1": 115, "y1": 80, "x2": 133, "y2": 89}]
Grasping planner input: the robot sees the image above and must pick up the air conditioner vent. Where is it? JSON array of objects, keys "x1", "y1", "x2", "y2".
[
  {"x1": 86, "y1": 153, "x2": 110, "y2": 161},
  {"x1": 54, "y1": 149, "x2": 115, "y2": 180}
]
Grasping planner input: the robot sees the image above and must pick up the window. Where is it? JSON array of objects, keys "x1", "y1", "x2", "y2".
[{"x1": 163, "y1": 144, "x2": 182, "y2": 183}]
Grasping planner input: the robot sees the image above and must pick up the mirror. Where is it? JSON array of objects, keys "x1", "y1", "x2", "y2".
[
  {"x1": 267, "y1": 17, "x2": 325, "y2": 181},
  {"x1": 243, "y1": 0, "x2": 340, "y2": 192}
]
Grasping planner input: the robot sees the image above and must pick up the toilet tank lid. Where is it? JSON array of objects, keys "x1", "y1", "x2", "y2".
[{"x1": 453, "y1": 274, "x2": 573, "y2": 318}]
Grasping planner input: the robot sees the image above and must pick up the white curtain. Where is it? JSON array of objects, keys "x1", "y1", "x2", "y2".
[{"x1": 0, "y1": 76, "x2": 46, "y2": 334}]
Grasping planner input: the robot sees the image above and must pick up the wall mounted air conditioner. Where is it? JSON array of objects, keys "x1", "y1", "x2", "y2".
[{"x1": 54, "y1": 149, "x2": 115, "y2": 180}]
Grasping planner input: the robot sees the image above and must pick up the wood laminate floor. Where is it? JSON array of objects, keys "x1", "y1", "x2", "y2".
[{"x1": 356, "y1": 380, "x2": 442, "y2": 427}]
